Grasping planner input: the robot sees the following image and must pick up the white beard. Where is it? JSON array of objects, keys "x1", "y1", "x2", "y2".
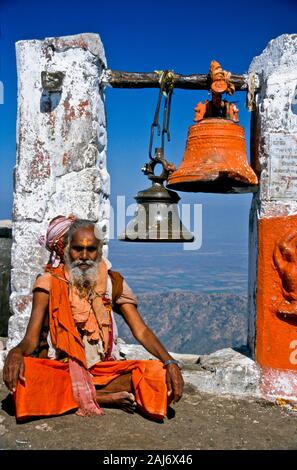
[{"x1": 64, "y1": 250, "x2": 100, "y2": 295}]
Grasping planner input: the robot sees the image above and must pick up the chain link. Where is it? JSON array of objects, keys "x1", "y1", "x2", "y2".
[{"x1": 148, "y1": 70, "x2": 175, "y2": 160}]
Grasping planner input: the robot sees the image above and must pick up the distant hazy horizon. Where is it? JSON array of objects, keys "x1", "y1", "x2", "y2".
[{"x1": 108, "y1": 234, "x2": 249, "y2": 295}]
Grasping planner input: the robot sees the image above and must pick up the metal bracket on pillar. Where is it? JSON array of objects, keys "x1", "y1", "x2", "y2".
[{"x1": 41, "y1": 71, "x2": 65, "y2": 92}]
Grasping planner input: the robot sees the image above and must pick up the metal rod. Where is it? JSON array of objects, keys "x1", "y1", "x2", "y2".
[{"x1": 103, "y1": 70, "x2": 250, "y2": 91}]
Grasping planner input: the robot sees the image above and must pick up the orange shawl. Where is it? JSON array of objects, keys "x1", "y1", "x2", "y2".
[{"x1": 46, "y1": 265, "x2": 87, "y2": 367}]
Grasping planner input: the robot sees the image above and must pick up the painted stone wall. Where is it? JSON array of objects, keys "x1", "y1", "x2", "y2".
[
  {"x1": 7, "y1": 33, "x2": 109, "y2": 349},
  {"x1": 248, "y1": 35, "x2": 297, "y2": 383}
]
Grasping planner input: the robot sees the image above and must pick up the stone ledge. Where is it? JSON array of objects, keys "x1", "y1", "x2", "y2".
[
  {"x1": 183, "y1": 348, "x2": 261, "y2": 399},
  {"x1": 120, "y1": 344, "x2": 297, "y2": 403},
  {"x1": 119, "y1": 341, "x2": 200, "y2": 364},
  {"x1": 1, "y1": 340, "x2": 296, "y2": 404},
  {"x1": 120, "y1": 343, "x2": 261, "y2": 399}
]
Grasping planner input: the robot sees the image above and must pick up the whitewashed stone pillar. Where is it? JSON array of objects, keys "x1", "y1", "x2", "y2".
[
  {"x1": 248, "y1": 34, "x2": 297, "y2": 398},
  {"x1": 8, "y1": 33, "x2": 109, "y2": 349}
]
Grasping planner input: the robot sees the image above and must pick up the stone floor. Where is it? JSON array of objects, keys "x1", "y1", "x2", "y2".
[
  {"x1": 1, "y1": 376, "x2": 297, "y2": 450},
  {"x1": 1, "y1": 344, "x2": 297, "y2": 450}
]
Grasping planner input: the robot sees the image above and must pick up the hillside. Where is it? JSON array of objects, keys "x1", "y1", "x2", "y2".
[{"x1": 116, "y1": 291, "x2": 248, "y2": 354}]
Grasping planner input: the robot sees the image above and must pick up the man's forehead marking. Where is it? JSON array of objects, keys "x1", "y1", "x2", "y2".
[
  {"x1": 82, "y1": 238, "x2": 89, "y2": 247},
  {"x1": 71, "y1": 228, "x2": 98, "y2": 247}
]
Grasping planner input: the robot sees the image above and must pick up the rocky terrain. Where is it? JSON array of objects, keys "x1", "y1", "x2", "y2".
[{"x1": 117, "y1": 291, "x2": 247, "y2": 355}]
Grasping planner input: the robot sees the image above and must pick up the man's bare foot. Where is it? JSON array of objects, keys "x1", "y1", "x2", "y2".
[{"x1": 96, "y1": 391, "x2": 137, "y2": 413}]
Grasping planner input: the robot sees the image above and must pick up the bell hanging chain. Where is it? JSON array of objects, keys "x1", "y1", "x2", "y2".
[
  {"x1": 140, "y1": 71, "x2": 176, "y2": 183},
  {"x1": 161, "y1": 73, "x2": 173, "y2": 150},
  {"x1": 148, "y1": 70, "x2": 174, "y2": 161}
]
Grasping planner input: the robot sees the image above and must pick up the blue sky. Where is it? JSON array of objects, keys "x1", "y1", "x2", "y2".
[{"x1": 0, "y1": 0, "x2": 296, "y2": 245}]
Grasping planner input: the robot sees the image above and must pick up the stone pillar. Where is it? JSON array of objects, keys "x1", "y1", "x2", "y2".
[
  {"x1": 7, "y1": 33, "x2": 109, "y2": 349},
  {"x1": 248, "y1": 34, "x2": 297, "y2": 399}
]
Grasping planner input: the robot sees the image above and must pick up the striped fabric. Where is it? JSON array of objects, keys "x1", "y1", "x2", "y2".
[
  {"x1": 68, "y1": 358, "x2": 104, "y2": 416},
  {"x1": 39, "y1": 215, "x2": 76, "y2": 266}
]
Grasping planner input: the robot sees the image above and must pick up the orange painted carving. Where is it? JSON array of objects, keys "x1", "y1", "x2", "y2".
[
  {"x1": 209, "y1": 60, "x2": 235, "y2": 96},
  {"x1": 193, "y1": 100, "x2": 239, "y2": 123},
  {"x1": 273, "y1": 229, "x2": 297, "y2": 316},
  {"x1": 210, "y1": 60, "x2": 228, "y2": 94},
  {"x1": 194, "y1": 101, "x2": 208, "y2": 122},
  {"x1": 193, "y1": 60, "x2": 239, "y2": 123},
  {"x1": 256, "y1": 215, "x2": 297, "y2": 371}
]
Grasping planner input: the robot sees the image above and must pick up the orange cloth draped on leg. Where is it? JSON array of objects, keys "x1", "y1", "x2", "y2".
[
  {"x1": 90, "y1": 359, "x2": 167, "y2": 419},
  {"x1": 15, "y1": 357, "x2": 167, "y2": 420}
]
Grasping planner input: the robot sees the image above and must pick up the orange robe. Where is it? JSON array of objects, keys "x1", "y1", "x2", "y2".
[
  {"x1": 15, "y1": 357, "x2": 167, "y2": 420},
  {"x1": 14, "y1": 266, "x2": 168, "y2": 420}
]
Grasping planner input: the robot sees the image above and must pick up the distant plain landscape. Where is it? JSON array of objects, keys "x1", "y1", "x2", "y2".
[{"x1": 108, "y1": 237, "x2": 248, "y2": 295}]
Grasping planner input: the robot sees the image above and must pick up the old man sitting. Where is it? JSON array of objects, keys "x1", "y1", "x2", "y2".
[{"x1": 3, "y1": 216, "x2": 184, "y2": 420}]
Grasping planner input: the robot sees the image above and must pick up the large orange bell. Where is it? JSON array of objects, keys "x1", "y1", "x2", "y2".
[
  {"x1": 167, "y1": 60, "x2": 258, "y2": 194},
  {"x1": 167, "y1": 117, "x2": 258, "y2": 193}
]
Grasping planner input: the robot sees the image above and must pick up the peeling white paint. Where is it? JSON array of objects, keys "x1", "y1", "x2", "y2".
[
  {"x1": 8, "y1": 33, "x2": 108, "y2": 350},
  {"x1": 247, "y1": 34, "x2": 297, "y2": 367},
  {"x1": 249, "y1": 34, "x2": 297, "y2": 214}
]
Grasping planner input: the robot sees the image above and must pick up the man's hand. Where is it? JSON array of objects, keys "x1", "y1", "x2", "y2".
[
  {"x1": 2, "y1": 288, "x2": 49, "y2": 394},
  {"x1": 3, "y1": 347, "x2": 25, "y2": 393},
  {"x1": 119, "y1": 303, "x2": 185, "y2": 404},
  {"x1": 165, "y1": 363, "x2": 184, "y2": 404}
]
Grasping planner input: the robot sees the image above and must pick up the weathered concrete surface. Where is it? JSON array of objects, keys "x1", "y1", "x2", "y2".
[
  {"x1": 8, "y1": 33, "x2": 109, "y2": 350},
  {"x1": 120, "y1": 341, "x2": 200, "y2": 364},
  {"x1": 123, "y1": 344, "x2": 262, "y2": 399},
  {"x1": 184, "y1": 348, "x2": 261, "y2": 399},
  {"x1": 122, "y1": 344, "x2": 297, "y2": 403},
  {"x1": 249, "y1": 34, "x2": 297, "y2": 212},
  {"x1": 247, "y1": 35, "x2": 297, "y2": 379},
  {"x1": 0, "y1": 337, "x2": 7, "y2": 372}
]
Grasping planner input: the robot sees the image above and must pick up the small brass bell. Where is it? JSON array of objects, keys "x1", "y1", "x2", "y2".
[
  {"x1": 119, "y1": 148, "x2": 194, "y2": 242},
  {"x1": 167, "y1": 61, "x2": 258, "y2": 194}
]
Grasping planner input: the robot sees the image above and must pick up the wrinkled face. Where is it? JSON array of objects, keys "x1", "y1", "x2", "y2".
[{"x1": 69, "y1": 227, "x2": 100, "y2": 270}]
